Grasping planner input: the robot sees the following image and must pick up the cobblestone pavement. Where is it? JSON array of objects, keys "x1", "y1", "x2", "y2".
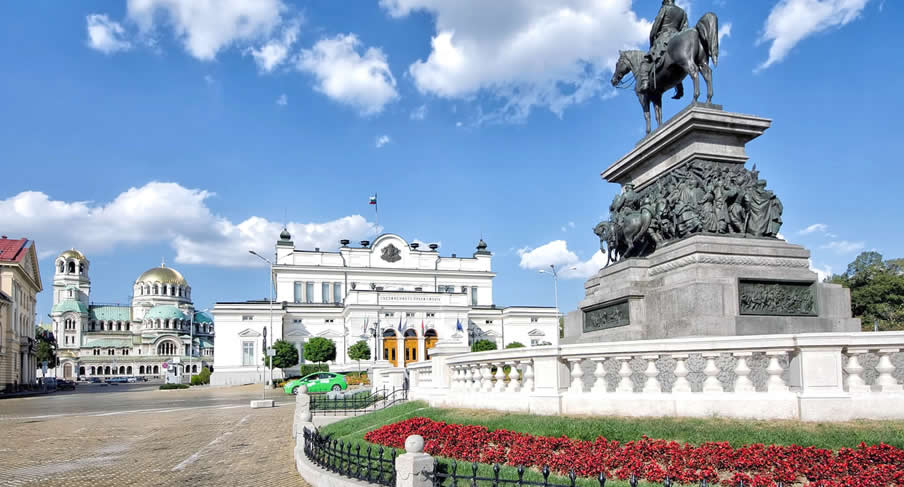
[{"x1": 0, "y1": 386, "x2": 310, "y2": 487}]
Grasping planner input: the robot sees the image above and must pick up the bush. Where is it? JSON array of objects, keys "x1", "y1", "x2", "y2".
[
  {"x1": 264, "y1": 339, "x2": 300, "y2": 369},
  {"x1": 190, "y1": 367, "x2": 211, "y2": 386},
  {"x1": 159, "y1": 383, "x2": 189, "y2": 390},
  {"x1": 299, "y1": 363, "x2": 329, "y2": 377},
  {"x1": 505, "y1": 342, "x2": 525, "y2": 349},
  {"x1": 304, "y1": 337, "x2": 337, "y2": 363},
  {"x1": 471, "y1": 339, "x2": 497, "y2": 352}
]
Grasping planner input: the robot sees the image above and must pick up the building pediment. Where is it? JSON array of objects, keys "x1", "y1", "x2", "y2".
[
  {"x1": 528, "y1": 329, "x2": 546, "y2": 337},
  {"x1": 316, "y1": 329, "x2": 345, "y2": 338},
  {"x1": 285, "y1": 328, "x2": 310, "y2": 337},
  {"x1": 238, "y1": 328, "x2": 262, "y2": 338}
]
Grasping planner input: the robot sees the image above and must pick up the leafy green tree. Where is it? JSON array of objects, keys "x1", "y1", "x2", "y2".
[
  {"x1": 347, "y1": 340, "x2": 371, "y2": 374},
  {"x1": 505, "y1": 342, "x2": 525, "y2": 349},
  {"x1": 303, "y1": 337, "x2": 336, "y2": 363},
  {"x1": 34, "y1": 328, "x2": 58, "y2": 376},
  {"x1": 263, "y1": 339, "x2": 300, "y2": 369},
  {"x1": 831, "y1": 251, "x2": 904, "y2": 331},
  {"x1": 471, "y1": 339, "x2": 497, "y2": 352}
]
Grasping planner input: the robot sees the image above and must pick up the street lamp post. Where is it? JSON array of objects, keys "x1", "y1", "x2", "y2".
[
  {"x1": 249, "y1": 250, "x2": 275, "y2": 389},
  {"x1": 538, "y1": 264, "x2": 576, "y2": 319}
]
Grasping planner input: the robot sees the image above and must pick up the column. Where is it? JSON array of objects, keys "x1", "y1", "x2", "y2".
[
  {"x1": 733, "y1": 352, "x2": 755, "y2": 393},
  {"x1": 672, "y1": 354, "x2": 691, "y2": 393},
  {"x1": 702, "y1": 353, "x2": 723, "y2": 393},
  {"x1": 873, "y1": 349, "x2": 903, "y2": 393},
  {"x1": 418, "y1": 337, "x2": 426, "y2": 363},
  {"x1": 397, "y1": 335, "x2": 404, "y2": 367},
  {"x1": 843, "y1": 349, "x2": 869, "y2": 393}
]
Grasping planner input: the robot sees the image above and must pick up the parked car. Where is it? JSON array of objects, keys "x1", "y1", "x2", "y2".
[
  {"x1": 57, "y1": 380, "x2": 76, "y2": 391},
  {"x1": 106, "y1": 377, "x2": 126, "y2": 384},
  {"x1": 283, "y1": 372, "x2": 347, "y2": 395},
  {"x1": 126, "y1": 376, "x2": 138, "y2": 383},
  {"x1": 38, "y1": 377, "x2": 57, "y2": 389},
  {"x1": 88, "y1": 377, "x2": 102, "y2": 383}
]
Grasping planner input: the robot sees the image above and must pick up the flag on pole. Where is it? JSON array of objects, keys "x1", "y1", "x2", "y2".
[
  {"x1": 421, "y1": 320, "x2": 425, "y2": 335},
  {"x1": 398, "y1": 315, "x2": 402, "y2": 332},
  {"x1": 456, "y1": 318, "x2": 463, "y2": 332},
  {"x1": 362, "y1": 317, "x2": 368, "y2": 335},
  {"x1": 370, "y1": 193, "x2": 379, "y2": 228},
  {"x1": 369, "y1": 195, "x2": 377, "y2": 205}
]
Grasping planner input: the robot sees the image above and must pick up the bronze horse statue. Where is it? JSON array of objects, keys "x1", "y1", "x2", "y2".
[
  {"x1": 610, "y1": 12, "x2": 719, "y2": 135},
  {"x1": 594, "y1": 207, "x2": 654, "y2": 266}
]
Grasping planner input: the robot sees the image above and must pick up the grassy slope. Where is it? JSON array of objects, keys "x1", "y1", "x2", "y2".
[{"x1": 318, "y1": 401, "x2": 904, "y2": 485}]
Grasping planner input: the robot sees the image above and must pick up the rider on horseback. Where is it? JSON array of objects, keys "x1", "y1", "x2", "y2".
[{"x1": 639, "y1": 0, "x2": 688, "y2": 100}]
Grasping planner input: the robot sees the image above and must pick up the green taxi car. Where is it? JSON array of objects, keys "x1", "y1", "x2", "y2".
[{"x1": 284, "y1": 372, "x2": 347, "y2": 395}]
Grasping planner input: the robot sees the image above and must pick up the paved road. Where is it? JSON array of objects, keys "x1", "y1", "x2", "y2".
[{"x1": 0, "y1": 384, "x2": 310, "y2": 486}]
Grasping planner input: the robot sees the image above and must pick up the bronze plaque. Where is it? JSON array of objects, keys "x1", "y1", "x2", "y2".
[
  {"x1": 583, "y1": 301, "x2": 630, "y2": 332},
  {"x1": 738, "y1": 280, "x2": 817, "y2": 316}
]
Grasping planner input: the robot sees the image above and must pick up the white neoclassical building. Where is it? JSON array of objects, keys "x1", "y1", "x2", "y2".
[
  {"x1": 50, "y1": 250, "x2": 214, "y2": 380},
  {"x1": 211, "y1": 231, "x2": 558, "y2": 386}
]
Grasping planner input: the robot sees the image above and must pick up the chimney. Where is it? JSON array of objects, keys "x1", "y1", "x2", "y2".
[
  {"x1": 360, "y1": 240, "x2": 370, "y2": 248},
  {"x1": 340, "y1": 239, "x2": 350, "y2": 247},
  {"x1": 410, "y1": 242, "x2": 420, "y2": 250},
  {"x1": 428, "y1": 243, "x2": 439, "y2": 251}
]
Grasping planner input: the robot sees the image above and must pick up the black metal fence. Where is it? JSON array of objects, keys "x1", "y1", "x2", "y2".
[
  {"x1": 302, "y1": 427, "x2": 396, "y2": 486},
  {"x1": 311, "y1": 386, "x2": 408, "y2": 416}
]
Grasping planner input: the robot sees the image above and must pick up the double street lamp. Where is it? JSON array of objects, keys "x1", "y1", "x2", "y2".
[
  {"x1": 538, "y1": 264, "x2": 576, "y2": 319},
  {"x1": 249, "y1": 250, "x2": 275, "y2": 389}
]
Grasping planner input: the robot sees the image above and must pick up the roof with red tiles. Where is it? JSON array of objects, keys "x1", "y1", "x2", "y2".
[{"x1": 0, "y1": 237, "x2": 29, "y2": 263}]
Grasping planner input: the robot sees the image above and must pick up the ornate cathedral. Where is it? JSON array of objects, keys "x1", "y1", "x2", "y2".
[{"x1": 50, "y1": 249, "x2": 213, "y2": 380}]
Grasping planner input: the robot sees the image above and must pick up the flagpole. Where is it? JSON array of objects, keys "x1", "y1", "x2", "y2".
[{"x1": 375, "y1": 192, "x2": 379, "y2": 230}]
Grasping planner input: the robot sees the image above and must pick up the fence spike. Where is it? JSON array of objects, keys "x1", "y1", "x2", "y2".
[
  {"x1": 569, "y1": 469, "x2": 577, "y2": 487},
  {"x1": 630, "y1": 474, "x2": 638, "y2": 487},
  {"x1": 543, "y1": 465, "x2": 551, "y2": 487},
  {"x1": 518, "y1": 465, "x2": 525, "y2": 483},
  {"x1": 472, "y1": 461, "x2": 479, "y2": 487},
  {"x1": 700, "y1": 479, "x2": 707, "y2": 487},
  {"x1": 665, "y1": 476, "x2": 672, "y2": 487},
  {"x1": 598, "y1": 472, "x2": 607, "y2": 487}
]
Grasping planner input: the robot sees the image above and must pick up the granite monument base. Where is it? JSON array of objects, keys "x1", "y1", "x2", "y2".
[{"x1": 565, "y1": 234, "x2": 860, "y2": 343}]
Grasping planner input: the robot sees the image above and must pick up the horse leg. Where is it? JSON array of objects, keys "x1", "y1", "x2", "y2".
[
  {"x1": 638, "y1": 92, "x2": 651, "y2": 135},
  {"x1": 653, "y1": 95, "x2": 662, "y2": 128},
  {"x1": 700, "y1": 62, "x2": 713, "y2": 103},
  {"x1": 686, "y1": 64, "x2": 699, "y2": 103}
]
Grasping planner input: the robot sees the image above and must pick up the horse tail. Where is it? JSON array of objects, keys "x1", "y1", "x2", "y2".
[{"x1": 696, "y1": 12, "x2": 719, "y2": 67}]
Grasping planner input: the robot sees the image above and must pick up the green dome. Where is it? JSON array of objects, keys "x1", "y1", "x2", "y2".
[
  {"x1": 193, "y1": 311, "x2": 214, "y2": 324},
  {"x1": 52, "y1": 299, "x2": 88, "y2": 315},
  {"x1": 145, "y1": 305, "x2": 187, "y2": 321}
]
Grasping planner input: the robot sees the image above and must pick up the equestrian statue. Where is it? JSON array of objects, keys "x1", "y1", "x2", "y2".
[{"x1": 610, "y1": 0, "x2": 719, "y2": 135}]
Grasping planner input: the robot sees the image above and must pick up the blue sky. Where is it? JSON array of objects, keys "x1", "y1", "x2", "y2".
[{"x1": 1, "y1": 0, "x2": 900, "y2": 322}]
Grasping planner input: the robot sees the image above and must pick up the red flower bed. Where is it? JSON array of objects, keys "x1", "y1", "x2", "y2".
[{"x1": 364, "y1": 417, "x2": 904, "y2": 486}]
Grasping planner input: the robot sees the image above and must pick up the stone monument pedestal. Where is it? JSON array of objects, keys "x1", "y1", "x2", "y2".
[{"x1": 567, "y1": 104, "x2": 860, "y2": 342}]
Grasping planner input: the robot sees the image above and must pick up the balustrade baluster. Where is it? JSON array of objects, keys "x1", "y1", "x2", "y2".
[
  {"x1": 641, "y1": 354, "x2": 661, "y2": 393},
  {"x1": 616, "y1": 356, "x2": 633, "y2": 393},
  {"x1": 522, "y1": 361, "x2": 534, "y2": 392},
  {"x1": 568, "y1": 358, "x2": 584, "y2": 393},
  {"x1": 702, "y1": 353, "x2": 723, "y2": 393},
  {"x1": 766, "y1": 351, "x2": 790, "y2": 393},
  {"x1": 482, "y1": 363, "x2": 494, "y2": 392},
  {"x1": 672, "y1": 354, "x2": 691, "y2": 393},
  {"x1": 494, "y1": 362, "x2": 507, "y2": 392},
  {"x1": 507, "y1": 361, "x2": 521, "y2": 393},
  {"x1": 843, "y1": 349, "x2": 869, "y2": 393},
  {"x1": 591, "y1": 358, "x2": 607, "y2": 393},
  {"x1": 733, "y1": 352, "x2": 755, "y2": 393},
  {"x1": 873, "y1": 348, "x2": 903, "y2": 392}
]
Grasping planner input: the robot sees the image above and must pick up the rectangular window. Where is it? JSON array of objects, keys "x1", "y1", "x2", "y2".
[
  {"x1": 242, "y1": 341, "x2": 255, "y2": 366},
  {"x1": 333, "y1": 282, "x2": 342, "y2": 303},
  {"x1": 485, "y1": 320, "x2": 494, "y2": 324},
  {"x1": 426, "y1": 313, "x2": 435, "y2": 318},
  {"x1": 242, "y1": 315, "x2": 253, "y2": 321},
  {"x1": 530, "y1": 317, "x2": 539, "y2": 323},
  {"x1": 322, "y1": 282, "x2": 330, "y2": 303},
  {"x1": 406, "y1": 312, "x2": 414, "y2": 318},
  {"x1": 306, "y1": 282, "x2": 314, "y2": 304},
  {"x1": 471, "y1": 286, "x2": 478, "y2": 306},
  {"x1": 293, "y1": 319, "x2": 303, "y2": 324},
  {"x1": 325, "y1": 319, "x2": 334, "y2": 324},
  {"x1": 294, "y1": 282, "x2": 303, "y2": 304}
]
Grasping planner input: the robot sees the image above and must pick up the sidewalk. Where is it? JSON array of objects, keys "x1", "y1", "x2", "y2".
[{"x1": 0, "y1": 388, "x2": 55, "y2": 400}]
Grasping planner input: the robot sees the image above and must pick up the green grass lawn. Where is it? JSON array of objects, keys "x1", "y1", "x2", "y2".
[{"x1": 318, "y1": 401, "x2": 904, "y2": 486}]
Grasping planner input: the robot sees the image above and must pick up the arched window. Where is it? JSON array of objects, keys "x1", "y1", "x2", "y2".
[
  {"x1": 79, "y1": 263, "x2": 84, "y2": 274},
  {"x1": 157, "y1": 341, "x2": 177, "y2": 355},
  {"x1": 58, "y1": 261, "x2": 64, "y2": 273},
  {"x1": 153, "y1": 285, "x2": 159, "y2": 295},
  {"x1": 404, "y1": 329, "x2": 417, "y2": 338},
  {"x1": 89, "y1": 366, "x2": 95, "y2": 375},
  {"x1": 79, "y1": 366, "x2": 85, "y2": 376},
  {"x1": 127, "y1": 366, "x2": 132, "y2": 374},
  {"x1": 139, "y1": 365, "x2": 145, "y2": 374},
  {"x1": 153, "y1": 365, "x2": 159, "y2": 374},
  {"x1": 67, "y1": 261, "x2": 75, "y2": 273},
  {"x1": 125, "y1": 323, "x2": 130, "y2": 331},
  {"x1": 119, "y1": 366, "x2": 125, "y2": 375},
  {"x1": 104, "y1": 366, "x2": 111, "y2": 375},
  {"x1": 382, "y1": 329, "x2": 397, "y2": 337}
]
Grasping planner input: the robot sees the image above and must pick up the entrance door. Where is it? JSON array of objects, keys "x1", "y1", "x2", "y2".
[
  {"x1": 382, "y1": 330, "x2": 398, "y2": 367},
  {"x1": 424, "y1": 329, "x2": 438, "y2": 360},
  {"x1": 63, "y1": 363, "x2": 73, "y2": 379},
  {"x1": 403, "y1": 330, "x2": 418, "y2": 366}
]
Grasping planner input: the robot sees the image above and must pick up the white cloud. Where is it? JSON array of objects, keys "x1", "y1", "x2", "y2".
[
  {"x1": 809, "y1": 260, "x2": 833, "y2": 281},
  {"x1": 375, "y1": 135, "x2": 391, "y2": 148},
  {"x1": 756, "y1": 0, "x2": 870, "y2": 71},
  {"x1": 86, "y1": 14, "x2": 132, "y2": 54},
  {"x1": 296, "y1": 34, "x2": 399, "y2": 115},
  {"x1": 410, "y1": 104, "x2": 428, "y2": 120},
  {"x1": 379, "y1": 0, "x2": 649, "y2": 122},
  {"x1": 126, "y1": 0, "x2": 287, "y2": 61},
  {"x1": 821, "y1": 240, "x2": 865, "y2": 254},
  {"x1": 799, "y1": 223, "x2": 828, "y2": 235},
  {"x1": 276, "y1": 93, "x2": 288, "y2": 106},
  {"x1": 718, "y1": 22, "x2": 732, "y2": 43},
  {"x1": 517, "y1": 240, "x2": 602, "y2": 279},
  {"x1": 248, "y1": 18, "x2": 300, "y2": 72},
  {"x1": 0, "y1": 182, "x2": 379, "y2": 268}
]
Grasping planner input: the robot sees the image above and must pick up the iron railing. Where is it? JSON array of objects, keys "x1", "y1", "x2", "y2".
[
  {"x1": 311, "y1": 386, "x2": 408, "y2": 416},
  {"x1": 303, "y1": 427, "x2": 396, "y2": 486}
]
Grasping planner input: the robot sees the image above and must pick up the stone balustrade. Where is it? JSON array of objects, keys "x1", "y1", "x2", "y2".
[{"x1": 407, "y1": 332, "x2": 904, "y2": 421}]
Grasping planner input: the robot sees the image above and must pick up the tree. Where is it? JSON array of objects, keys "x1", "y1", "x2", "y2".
[
  {"x1": 347, "y1": 340, "x2": 371, "y2": 374},
  {"x1": 304, "y1": 337, "x2": 336, "y2": 363},
  {"x1": 263, "y1": 339, "x2": 299, "y2": 370},
  {"x1": 34, "y1": 328, "x2": 57, "y2": 376},
  {"x1": 471, "y1": 339, "x2": 497, "y2": 352},
  {"x1": 831, "y1": 251, "x2": 904, "y2": 331},
  {"x1": 505, "y1": 342, "x2": 525, "y2": 349}
]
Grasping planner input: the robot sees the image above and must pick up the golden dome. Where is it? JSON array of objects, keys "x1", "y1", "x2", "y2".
[
  {"x1": 59, "y1": 249, "x2": 86, "y2": 260},
  {"x1": 136, "y1": 265, "x2": 187, "y2": 285}
]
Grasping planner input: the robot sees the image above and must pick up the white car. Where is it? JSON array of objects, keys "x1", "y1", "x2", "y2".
[{"x1": 126, "y1": 376, "x2": 138, "y2": 383}]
